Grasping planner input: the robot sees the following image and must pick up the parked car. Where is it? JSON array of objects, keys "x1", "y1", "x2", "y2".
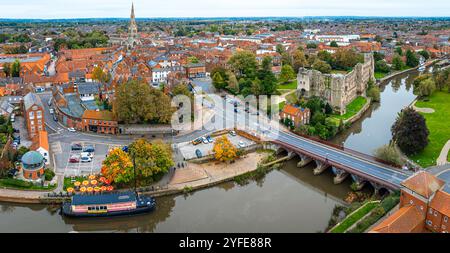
[
  {"x1": 53, "y1": 114, "x2": 58, "y2": 122},
  {"x1": 80, "y1": 156, "x2": 92, "y2": 163},
  {"x1": 10, "y1": 113, "x2": 15, "y2": 122},
  {"x1": 122, "y1": 146, "x2": 129, "y2": 153},
  {"x1": 229, "y1": 130, "x2": 237, "y2": 136},
  {"x1": 67, "y1": 127, "x2": 76, "y2": 132},
  {"x1": 8, "y1": 168, "x2": 18, "y2": 177},
  {"x1": 195, "y1": 149, "x2": 202, "y2": 158},
  {"x1": 49, "y1": 108, "x2": 54, "y2": 114},
  {"x1": 206, "y1": 136, "x2": 213, "y2": 143},
  {"x1": 238, "y1": 141, "x2": 246, "y2": 148},
  {"x1": 83, "y1": 145, "x2": 95, "y2": 153},
  {"x1": 192, "y1": 138, "x2": 202, "y2": 145},
  {"x1": 71, "y1": 143, "x2": 83, "y2": 151},
  {"x1": 80, "y1": 152, "x2": 94, "y2": 159},
  {"x1": 69, "y1": 155, "x2": 80, "y2": 163},
  {"x1": 201, "y1": 136, "x2": 208, "y2": 144},
  {"x1": 47, "y1": 98, "x2": 52, "y2": 106}
]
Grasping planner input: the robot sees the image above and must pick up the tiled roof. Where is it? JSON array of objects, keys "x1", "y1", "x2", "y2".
[
  {"x1": 82, "y1": 110, "x2": 115, "y2": 121},
  {"x1": 401, "y1": 171, "x2": 445, "y2": 199},
  {"x1": 429, "y1": 190, "x2": 450, "y2": 217},
  {"x1": 370, "y1": 205, "x2": 425, "y2": 233},
  {"x1": 23, "y1": 92, "x2": 43, "y2": 111}
]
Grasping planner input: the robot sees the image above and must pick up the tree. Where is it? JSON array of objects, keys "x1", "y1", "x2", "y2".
[
  {"x1": 415, "y1": 78, "x2": 436, "y2": 98},
  {"x1": 367, "y1": 86, "x2": 381, "y2": 102},
  {"x1": 292, "y1": 50, "x2": 308, "y2": 72},
  {"x1": 276, "y1": 44, "x2": 286, "y2": 54},
  {"x1": 92, "y1": 66, "x2": 107, "y2": 83},
  {"x1": 213, "y1": 136, "x2": 239, "y2": 163},
  {"x1": 324, "y1": 103, "x2": 333, "y2": 115},
  {"x1": 227, "y1": 72, "x2": 239, "y2": 93},
  {"x1": 187, "y1": 56, "x2": 199, "y2": 64},
  {"x1": 312, "y1": 59, "x2": 332, "y2": 74},
  {"x1": 330, "y1": 41, "x2": 339, "y2": 47},
  {"x1": 257, "y1": 56, "x2": 278, "y2": 95},
  {"x1": 306, "y1": 43, "x2": 317, "y2": 49},
  {"x1": 228, "y1": 50, "x2": 257, "y2": 79},
  {"x1": 391, "y1": 107, "x2": 429, "y2": 155},
  {"x1": 101, "y1": 148, "x2": 133, "y2": 186},
  {"x1": 374, "y1": 144, "x2": 404, "y2": 166},
  {"x1": 113, "y1": 80, "x2": 174, "y2": 124},
  {"x1": 212, "y1": 71, "x2": 226, "y2": 90},
  {"x1": 392, "y1": 55, "x2": 405, "y2": 71},
  {"x1": 2, "y1": 63, "x2": 11, "y2": 77},
  {"x1": 279, "y1": 64, "x2": 295, "y2": 84},
  {"x1": 375, "y1": 60, "x2": 390, "y2": 73},
  {"x1": 333, "y1": 49, "x2": 364, "y2": 70},
  {"x1": 395, "y1": 47, "x2": 403, "y2": 56},
  {"x1": 11, "y1": 60, "x2": 20, "y2": 77},
  {"x1": 129, "y1": 139, "x2": 174, "y2": 185},
  {"x1": 405, "y1": 50, "x2": 419, "y2": 68},
  {"x1": 418, "y1": 50, "x2": 430, "y2": 60},
  {"x1": 373, "y1": 52, "x2": 385, "y2": 62},
  {"x1": 305, "y1": 96, "x2": 325, "y2": 115}
]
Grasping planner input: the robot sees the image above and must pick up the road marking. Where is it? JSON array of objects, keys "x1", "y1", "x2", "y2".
[{"x1": 51, "y1": 142, "x2": 62, "y2": 154}]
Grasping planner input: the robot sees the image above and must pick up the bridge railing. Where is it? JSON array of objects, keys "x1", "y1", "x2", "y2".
[{"x1": 289, "y1": 131, "x2": 403, "y2": 169}]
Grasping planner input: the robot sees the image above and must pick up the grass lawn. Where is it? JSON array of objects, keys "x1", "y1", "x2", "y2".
[
  {"x1": 330, "y1": 201, "x2": 378, "y2": 233},
  {"x1": 410, "y1": 91, "x2": 450, "y2": 168},
  {"x1": 331, "y1": 96, "x2": 368, "y2": 121},
  {"x1": 374, "y1": 71, "x2": 389, "y2": 79},
  {"x1": 276, "y1": 80, "x2": 297, "y2": 90},
  {"x1": 0, "y1": 178, "x2": 56, "y2": 191}
]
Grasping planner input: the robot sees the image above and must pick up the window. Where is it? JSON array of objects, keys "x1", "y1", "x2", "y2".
[
  {"x1": 426, "y1": 220, "x2": 432, "y2": 226},
  {"x1": 30, "y1": 120, "x2": 35, "y2": 125},
  {"x1": 409, "y1": 200, "x2": 414, "y2": 205},
  {"x1": 429, "y1": 208, "x2": 433, "y2": 215},
  {"x1": 31, "y1": 127, "x2": 35, "y2": 132},
  {"x1": 444, "y1": 216, "x2": 448, "y2": 223},
  {"x1": 37, "y1": 111, "x2": 42, "y2": 119},
  {"x1": 434, "y1": 211, "x2": 438, "y2": 217},
  {"x1": 29, "y1": 111, "x2": 34, "y2": 119}
]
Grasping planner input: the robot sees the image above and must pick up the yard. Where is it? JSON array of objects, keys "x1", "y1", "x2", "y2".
[
  {"x1": 330, "y1": 96, "x2": 368, "y2": 121},
  {"x1": 410, "y1": 91, "x2": 450, "y2": 167}
]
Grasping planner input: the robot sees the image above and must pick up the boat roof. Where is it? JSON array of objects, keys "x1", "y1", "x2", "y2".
[{"x1": 72, "y1": 192, "x2": 136, "y2": 206}]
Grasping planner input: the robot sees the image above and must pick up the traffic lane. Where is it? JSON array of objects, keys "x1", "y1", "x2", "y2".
[{"x1": 274, "y1": 132, "x2": 408, "y2": 185}]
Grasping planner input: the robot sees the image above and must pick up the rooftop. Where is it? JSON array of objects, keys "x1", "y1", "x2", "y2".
[
  {"x1": 401, "y1": 171, "x2": 445, "y2": 199},
  {"x1": 72, "y1": 191, "x2": 136, "y2": 206}
]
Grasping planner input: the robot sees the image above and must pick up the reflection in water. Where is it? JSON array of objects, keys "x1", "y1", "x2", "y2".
[
  {"x1": 0, "y1": 68, "x2": 424, "y2": 233},
  {"x1": 332, "y1": 70, "x2": 418, "y2": 155}
]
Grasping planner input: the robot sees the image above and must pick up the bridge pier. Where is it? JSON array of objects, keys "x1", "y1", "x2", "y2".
[
  {"x1": 332, "y1": 167, "x2": 349, "y2": 184},
  {"x1": 351, "y1": 174, "x2": 366, "y2": 191},
  {"x1": 297, "y1": 153, "x2": 312, "y2": 167},
  {"x1": 313, "y1": 160, "x2": 329, "y2": 175}
]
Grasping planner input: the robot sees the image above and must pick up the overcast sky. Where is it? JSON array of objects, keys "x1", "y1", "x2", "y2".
[{"x1": 1, "y1": 0, "x2": 449, "y2": 19}]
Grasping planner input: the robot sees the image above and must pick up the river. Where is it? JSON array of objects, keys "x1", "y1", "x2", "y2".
[{"x1": 0, "y1": 68, "x2": 424, "y2": 233}]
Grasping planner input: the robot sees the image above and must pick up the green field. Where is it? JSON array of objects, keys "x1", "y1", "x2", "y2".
[
  {"x1": 331, "y1": 96, "x2": 368, "y2": 121},
  {"x1": 410, "y1": 91, "x2": 450, "y2": 168},
  {"x1": 277, "y1": 80, "x2": 297, "y2": 90}
]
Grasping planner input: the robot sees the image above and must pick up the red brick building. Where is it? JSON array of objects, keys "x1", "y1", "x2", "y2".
[
  {"x1": 23, "y1": 92, "x2": 45, "y2": 139},
  {"x1": 184, "y1": 63, "x2": 206, "y2": 78},
  {"x1": 371, "y1": 171, "x2": 449, "y2": 233},
  {"x1": 280, "y1": 104, "x2": 310, "y2": 128},
  {"x1": 81, "y1": 110, "x2": 118, "y2": 134}
]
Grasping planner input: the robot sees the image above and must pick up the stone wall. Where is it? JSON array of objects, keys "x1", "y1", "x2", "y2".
[{"x1": 297, "y1": 53, "x2": 375, "y2": 115}]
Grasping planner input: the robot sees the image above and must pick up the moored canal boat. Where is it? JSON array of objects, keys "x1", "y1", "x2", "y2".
[{"x1": 61, "y1": 191, "x2": 156, "y2": 218}]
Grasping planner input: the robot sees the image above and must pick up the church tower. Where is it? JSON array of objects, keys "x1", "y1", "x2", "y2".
[{"x1": 127, "y1": 2, "x2": 140, "y2": 49}]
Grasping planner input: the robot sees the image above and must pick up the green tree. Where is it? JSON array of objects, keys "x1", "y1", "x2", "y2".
[
  {"x1": 418, "y1": 50, "x2": 430, "y2": 60},
  {"x1": 11, "y1": 60, "x2": 20, "y2": 77},
  {"x1": 330, "y1": 41, "x2": 339, "y2": 47},
  {"x1": 279, "y1": 64, "x2": 295, "y2": 84},
  {"x1": 395, "y1": 47, "x2": 403, "y2": 56},
  {"x1": 212, "y1": 71, "x2": 227, "y2": 90},
  {"x1": 415, "y1": 78, "x2": 436, "y2": 98},
  {"x1": 405, "y1": 50, "x2": 419, "y2": 68},
  {"x1": 292, "y1": 50, "x2": 308, "y2": 72},
  {"x1": 375, "y1": 60, "x2": 390, "y2": 73},
  {"x1": 312, "y1": 59, "x2": 332, "y2": 74},
  {"x1": 391, "y1": 107, "x2": 429, "y2": 155},
  {"x1": 227, "y1": 72, "x2": 239, "y2": 93},
  {"x1": 374, "y1": 144, "x2": 404, "y2": 166},
  {"x1": 187, "y1": 56, "x2": 199, "y2": 64},
  {"x1": 228, "y1": 50, "x2": 257, "y2": 79},
  {"x1": 2, "y1": 63, "x2": 11, "y2": 77},
  {"x1": 276, "y1": 44, "x2": 286, "y2": 54},
  {"x1": 392, "y1": 55, "x2": 405, "y2": 71}
]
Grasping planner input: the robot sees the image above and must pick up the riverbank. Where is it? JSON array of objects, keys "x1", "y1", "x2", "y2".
[
  {"x1": 0, "y1": 151, "x2": 273, "y2": 204},
  {"x1": 377, "y1": 59, "x2": 439, "y2": 84}
]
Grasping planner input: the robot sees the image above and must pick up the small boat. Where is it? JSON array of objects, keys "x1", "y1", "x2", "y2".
[{"x1": 61, "y1": 191, "x2": 156, "y2": 218}]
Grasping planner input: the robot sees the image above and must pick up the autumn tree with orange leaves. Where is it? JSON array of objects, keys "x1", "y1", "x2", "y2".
[
  {"x1": 213, "y1": 136, "x2": 239, "y2": 163},
  {"x1": 101, "y1": 148, "x2": 133, "y2": 187}
]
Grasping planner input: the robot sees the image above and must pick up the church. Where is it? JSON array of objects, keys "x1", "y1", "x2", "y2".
[{"x1": 109, "y1": 3, "x2": 141, "y2": 49}]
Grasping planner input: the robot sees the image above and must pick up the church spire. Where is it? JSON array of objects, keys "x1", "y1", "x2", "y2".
[{"x1": 131, "y1": 2, "x2": 135, "y2": 19}]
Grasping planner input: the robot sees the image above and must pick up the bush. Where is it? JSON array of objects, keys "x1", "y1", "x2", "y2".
[
  {"x1": 44, "y1": 169, "x2": 55, "y2": 181},
  {"x1": 367, "y1": 86, "x2": 381, "y2": 102},
  {"x1": 374, "y1": 144, "x2": 404, "y2": 166}
]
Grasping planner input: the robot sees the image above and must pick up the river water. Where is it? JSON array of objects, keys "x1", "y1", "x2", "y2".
[{"x1": 0, "y1": 68, "x2": 423, "y2": 233}]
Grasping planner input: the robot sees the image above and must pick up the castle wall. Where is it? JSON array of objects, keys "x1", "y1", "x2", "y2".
[{"x1": 297, "y1": 53, "x2": 374, "y2": 115}]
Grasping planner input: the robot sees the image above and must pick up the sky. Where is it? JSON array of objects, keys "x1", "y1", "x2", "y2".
[{"x1": 1, "y1": 0, "x2": 449, "y2": 19}]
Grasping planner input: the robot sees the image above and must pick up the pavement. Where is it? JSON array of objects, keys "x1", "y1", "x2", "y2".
[{"x1": 436, "y1": 140, "x2": 450, "y2": 166}]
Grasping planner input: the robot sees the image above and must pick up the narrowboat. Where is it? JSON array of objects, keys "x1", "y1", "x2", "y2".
[{"x1": 61, "y1": 191, "x2": 156, "y2": 218}]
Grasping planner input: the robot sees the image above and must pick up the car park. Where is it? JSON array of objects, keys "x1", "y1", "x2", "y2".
[{"x1": 71, "y1": 143, "x2": 83, "y2": 151}]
